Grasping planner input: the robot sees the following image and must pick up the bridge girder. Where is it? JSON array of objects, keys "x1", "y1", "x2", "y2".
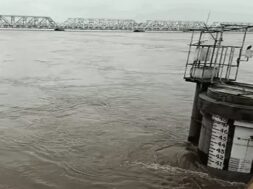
[
  {"x1": 141, "y1": 20, "x2": 205, "y2": 31},
  {"x1": 0, "y1": 15, "x2": 57, "y2": 29},
  {"x1": 2, "y1": 15, "x2": 251, "y2": 32},
  {"x1": 63, "y1": 18, "x2": 205, "y2": 31},
  {"x1": 63, "y1": 18, "x2": 136, "y2": 30}
]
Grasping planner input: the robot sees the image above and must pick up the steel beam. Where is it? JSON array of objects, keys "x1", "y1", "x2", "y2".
[{"x1": 0, "y1": 15, "x2": 57, "y2": 29}]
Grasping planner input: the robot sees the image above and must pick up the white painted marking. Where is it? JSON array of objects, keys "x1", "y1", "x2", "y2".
[{"x1": 207, "y1": 115, "x2": 229, "y2": 170}]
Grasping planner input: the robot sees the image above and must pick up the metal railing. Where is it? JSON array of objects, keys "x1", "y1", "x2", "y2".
[
  {"x1": 184, "y1": 44, "x2": 241, "y2": 83},
  {"x1": 183, "y1": 25, "x2": 251, "y2": 83}
]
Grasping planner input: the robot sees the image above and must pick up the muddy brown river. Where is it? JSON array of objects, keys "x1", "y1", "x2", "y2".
[{"x1": 0, "y1": 30, "x2": 252, "y2": 189}]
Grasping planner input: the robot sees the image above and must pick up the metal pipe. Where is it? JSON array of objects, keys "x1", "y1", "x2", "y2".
[
  {"x1": 191, "y1": 32, "x2": 203, "y2": 78},
  {"x1": 184, "y1": 31, "x2": 195, "y2": 78},
  {"x1": 228, "y1": 47, "x2": 235, "y2": 80},
  {"x1": 218, "y1": 47, "x2": 225, "y2": 78},
  {"x1": 210, "y1": 32, "x2": 219, "y2": 67},
  {"x1": 201, "y1": 46, "x2": 211, "y2": 79},
  {"x1": 211, "y1": 31, "x2": 224, "y2": 83},
  {"x1": 235, "y1": 27, "x2": 248, "y2": 80},
  {"x1": 220, "y1": 47, "x2": 229, "y2": 81}
]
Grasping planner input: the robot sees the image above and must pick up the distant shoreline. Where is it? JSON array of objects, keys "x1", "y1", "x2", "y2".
[{"x1": 0, "y1": 28, "x2": 252, "y2": 34}]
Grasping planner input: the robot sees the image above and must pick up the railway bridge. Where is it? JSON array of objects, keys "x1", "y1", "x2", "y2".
[
  {"x1": 62, "y1": 18, "x2": 205, "y2": 31},
  {"x1": 0, "y1": 14, "x2": 205, "y2": 31},
  {"x1": 1, "y1": 14, "x2": 251, "y2": 32},
  {"x1": 0, "y1": 15, "x2": 57, "y2": 29}
]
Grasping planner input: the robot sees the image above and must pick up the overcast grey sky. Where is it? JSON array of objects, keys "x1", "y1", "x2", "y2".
[{"x1": 0, "y1": 0, "x2": 253, "y2": 23}]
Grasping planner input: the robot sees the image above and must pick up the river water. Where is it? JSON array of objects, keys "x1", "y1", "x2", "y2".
[{"x1": 0, "y1": 31, "x2": 252, "y2": 189}]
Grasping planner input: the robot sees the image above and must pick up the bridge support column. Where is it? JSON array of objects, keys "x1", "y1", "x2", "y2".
[{"x1": 188, "y1": 82, "x2": 209, "y2": 145}]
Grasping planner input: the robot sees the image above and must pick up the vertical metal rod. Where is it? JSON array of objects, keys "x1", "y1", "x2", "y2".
[
  {"x1": 220, "y1": 47, "x2": 228, "y2": 81},
  {"x1": 192, "y1": 46, "x2": 202, "y2": 77},
  {"x1": 201, "y1": 46, "x2": 211, "y2": 79},
  {"x1": 235, "y1": 27, "x2": 248, "y2": 80},
  {"x1": 211, "y1": 32, "x2": 223, "y2": 83},
  {"x1": 210, "y1": 32, "x2": 219, "y2": 67},
  {"x1": 191, "y1": 31, "x2": 203, "y2": 78},
  {"x1": 226, "y1": 47, "x2": 234, "y2": 79},
  {"x1": 184, "y1": 31, "x2": 195, "y2": 78},
  {"x1": 214, "y1": 30, "x2": 223, "y2": 65},
  {"x1": 218, "y1": 47, "x2": 224, "y2": 78},
  {"x1": 227, "y1": 47, "x2": 235, "y2": 80}
]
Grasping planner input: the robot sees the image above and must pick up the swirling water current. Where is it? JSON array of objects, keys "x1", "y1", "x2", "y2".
[{"x1": 0, "y1": 30, "x2": 252, "y2": 189}]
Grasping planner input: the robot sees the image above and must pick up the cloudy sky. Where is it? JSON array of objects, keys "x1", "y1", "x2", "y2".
[{"x1": 0, "y1": 0, "x2": 253, "y2": 23}]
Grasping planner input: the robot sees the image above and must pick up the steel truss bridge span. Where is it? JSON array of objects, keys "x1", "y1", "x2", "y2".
[
  {"x1": 1, "y1": 15, "x2": 252, "y2": 32},
  {"x1": 63, "y1": 18, "x2": 136, "y2": 30},
  {"x1": 141, "y1": 20, "x2": 204, "y2": 31},
  {"x1": 63, "y1": 18, "x2": 205, "y2": 31},
  {"x1": 0, "y1": 15, "x2": 57, "y2": 29}
]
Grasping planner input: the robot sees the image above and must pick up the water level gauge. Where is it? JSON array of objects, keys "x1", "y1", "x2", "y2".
[{"x1": 207, "y1": 115, "x2": 229, "y2": 170}]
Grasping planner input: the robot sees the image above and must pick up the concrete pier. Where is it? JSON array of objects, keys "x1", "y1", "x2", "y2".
[
  {"x1": 183, "y1": 24, "x2": 253, "y2": 182},
  {"x1": 197, "y1": 82, "x2": 253, "y2": 182},
  {"x1": 188, "y1": 83, "x2": 209, "y2": 145}
]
